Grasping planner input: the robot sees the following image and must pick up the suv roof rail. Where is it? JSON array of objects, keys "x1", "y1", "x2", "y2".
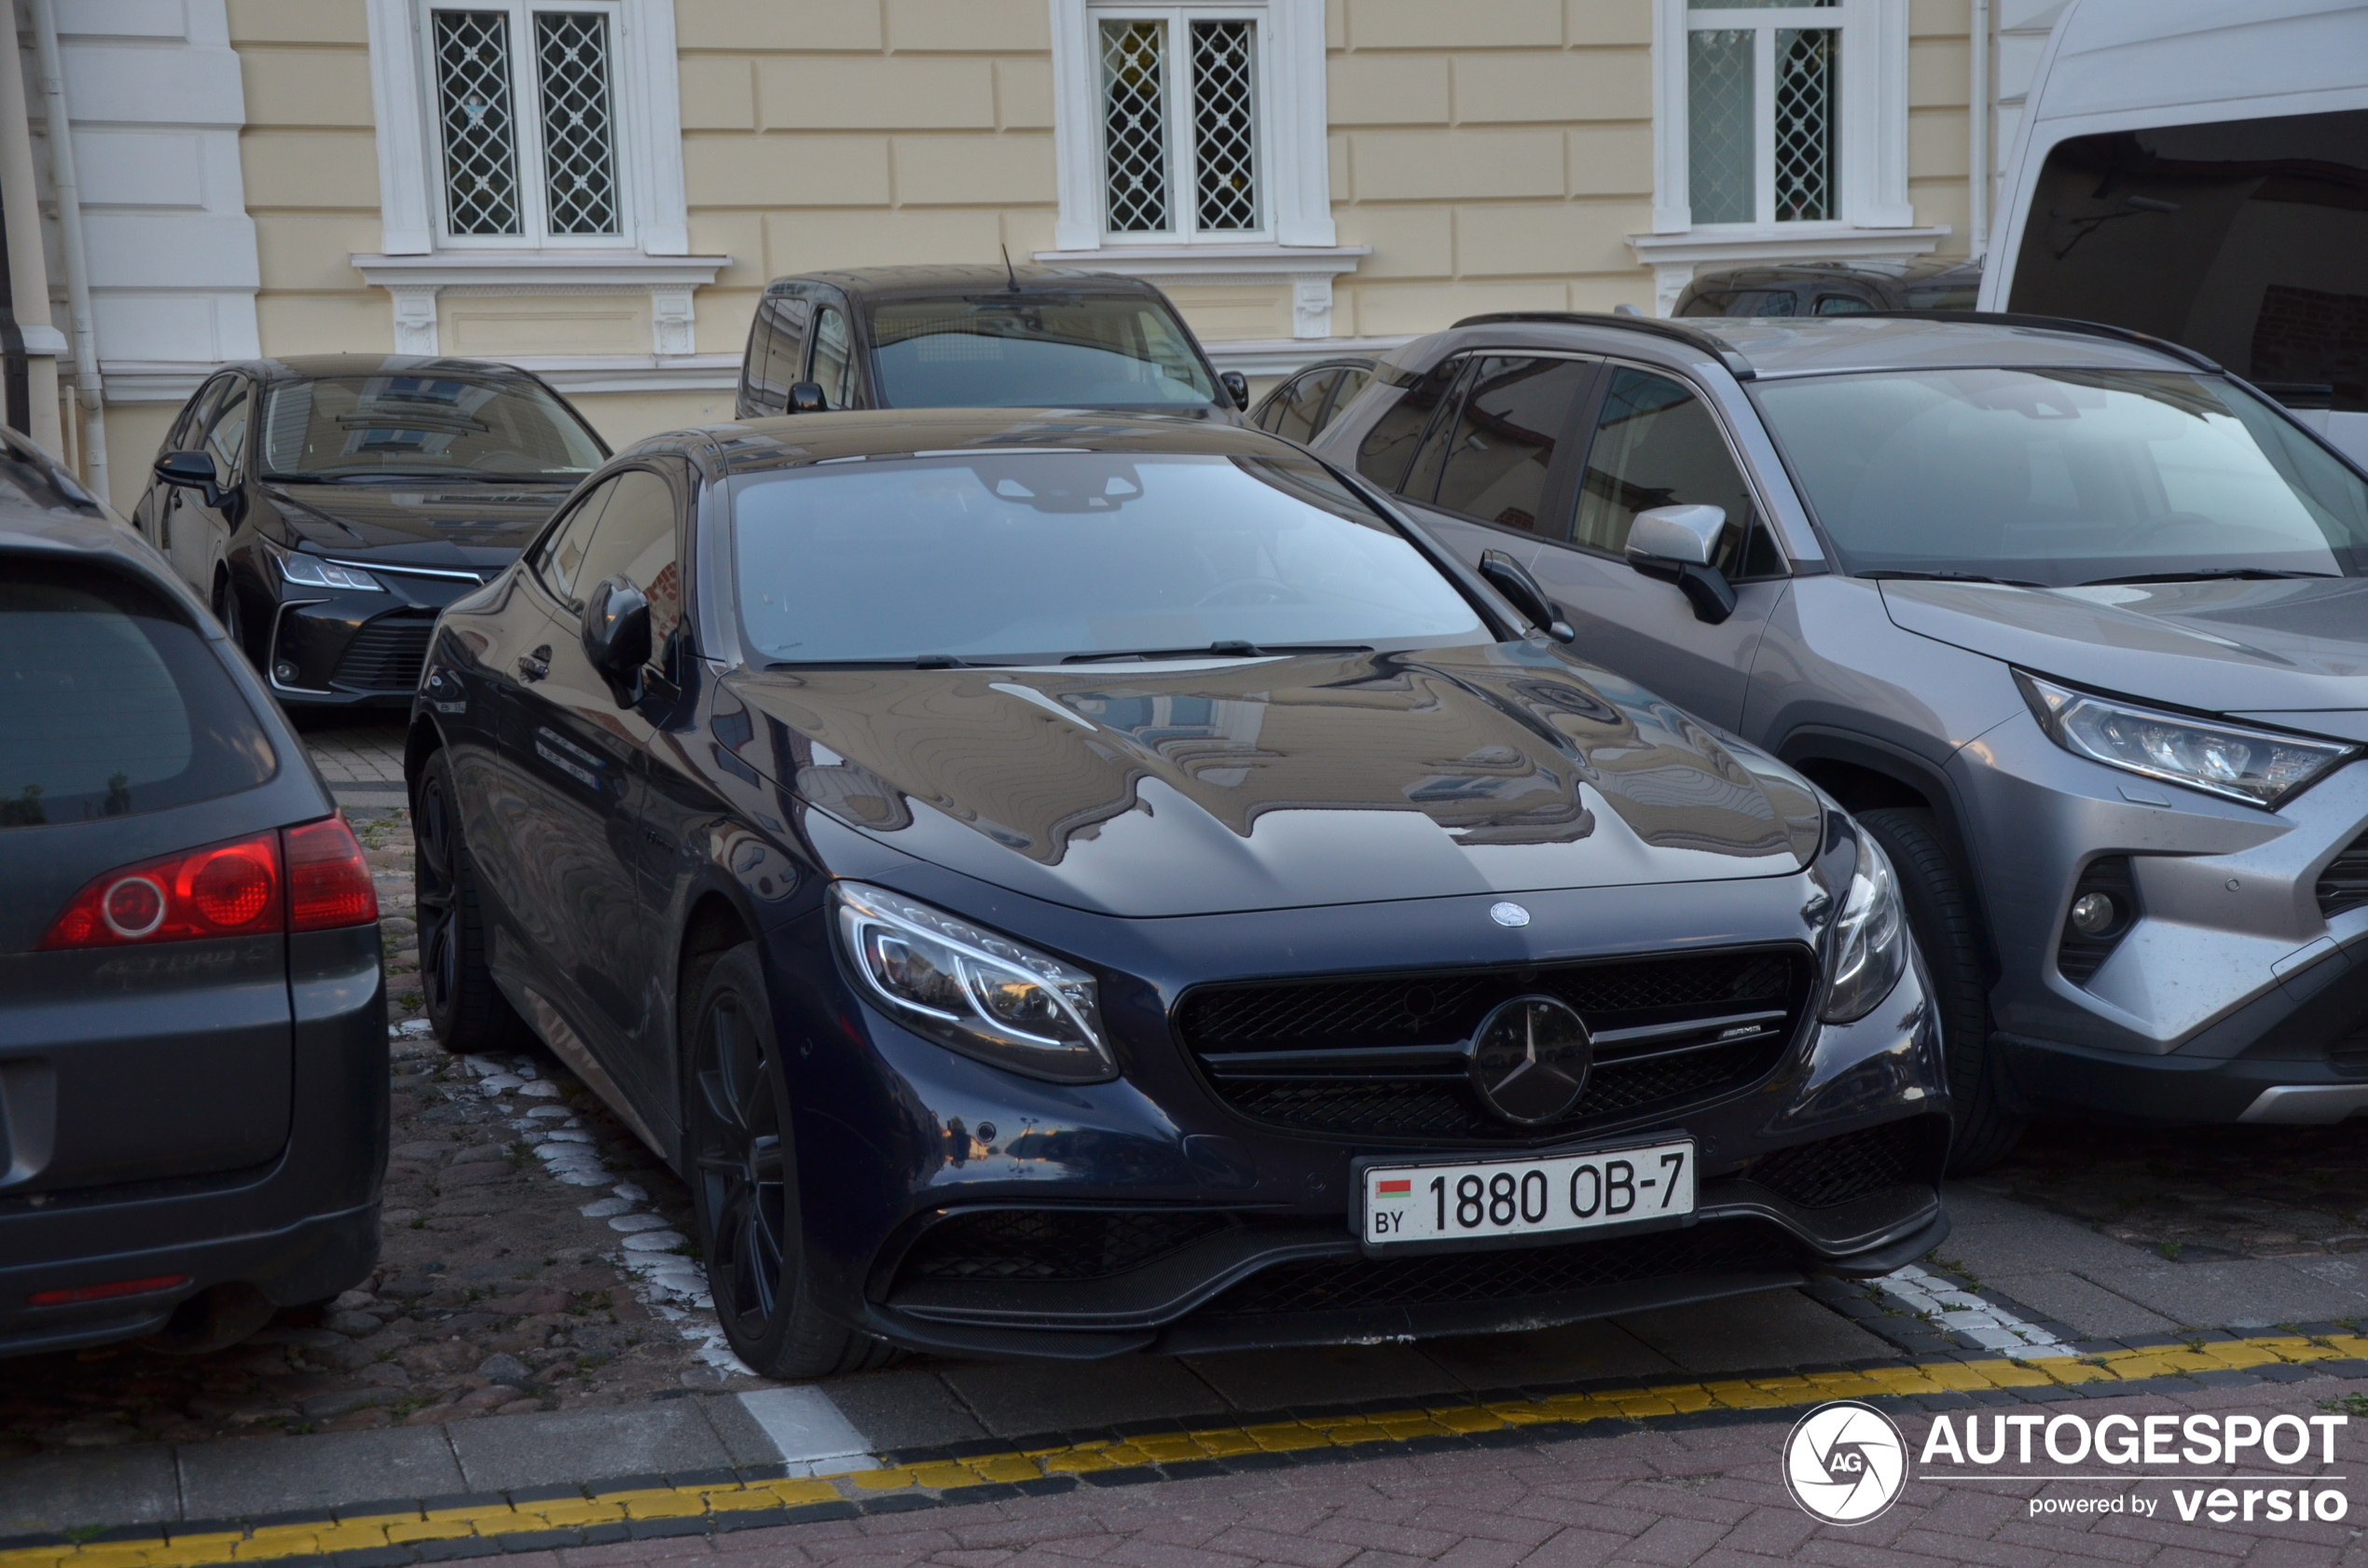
[
  {"x1": 1857, "y1": 310, "x2": 2222, "y2": 373},
  {"x1": 1450, "y1": 311, "x2": 1757, "y2": 381}
]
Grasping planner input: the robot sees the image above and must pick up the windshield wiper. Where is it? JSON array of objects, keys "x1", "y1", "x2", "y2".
[
  {"x1": 1060, "y1": 640, "x2": 1374, "y2": 664},
  {"x1": 2074, "y1": 568, "x2": 2341, "y2": 586},
  {"x1": 1857, "y1": 570, "x2": 2047, "y2": 588}
]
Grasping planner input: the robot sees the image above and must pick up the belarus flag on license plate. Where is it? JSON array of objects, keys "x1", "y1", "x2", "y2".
[{"x1": 1375, "y1": 1178, "x2": 1412, "y2": 1195}]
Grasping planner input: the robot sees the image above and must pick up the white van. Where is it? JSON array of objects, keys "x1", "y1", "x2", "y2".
[{"x1": 1982, "y1": 0, "x2": 2368, "y2": 466}]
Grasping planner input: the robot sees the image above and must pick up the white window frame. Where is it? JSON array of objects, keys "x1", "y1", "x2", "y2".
[
  {"x1": 1650, "y1": 0, "x2": 1915, "y2": 237},
  {"x1": 366, "y1": 0, "x2": 688, "y2": 258},
  {"x1": 1052, "y1": 0, "x2": 1333, "y2": 252}
]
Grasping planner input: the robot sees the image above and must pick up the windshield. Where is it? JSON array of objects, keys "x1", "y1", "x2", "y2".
[
  {"x1": 1755, "y1": 368, "x2": 2368, "y2": 585},
  {"x1": 731, "y1": 453, "x2": 1486, "y2": 665},
  {"x1": 868, "y1": 296, "x2": 1218, "y2": 408},
  {"x1": 258, "y1": 374, "x2": 607, "y2": 481}
]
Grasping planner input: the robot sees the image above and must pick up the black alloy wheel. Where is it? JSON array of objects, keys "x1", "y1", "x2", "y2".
[
  {"x1": 413, "y1": 750, "x2": 528, "y2": 1052},
  {"x1": 687, "y1": 944, "x2": 894, "y2": 1379},
  {"x1": 1856, "y1": 807, "x2": 2025, "y2": 1175}
]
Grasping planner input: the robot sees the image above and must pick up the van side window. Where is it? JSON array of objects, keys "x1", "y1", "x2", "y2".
[
  {"x1": 1430, "y1": 357, "x2": 1594, "y2": 533},
  {"x1": 1355, "y1": 355, "x2": 1467, "y2": 493},
  {"x1": 747, "y1": 296, "x2": 811, "y2": 414},
  {"x1": 1572, "y1": 368, "x2": 1769, "y2": 576}
]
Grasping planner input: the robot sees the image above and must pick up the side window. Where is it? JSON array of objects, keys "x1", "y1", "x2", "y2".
[
  {"x1": 1355, "y1": 355, "x2": 1466, "y2": 492},
  {"x1": 1571, "y1": 367, "x2": 1769, "y2": 577},
  {"x1": 747, "y1": 296, "x2": 812, "y2": 414},
  {"x1": 1675, "y1": 293, "x2": 1731, "y2": 319},
  {"x1": 809, "y1": 305, "x2": 855, "y2": 409},
  {"x1": 1813, "y1": 294, "x2": 1874, "y2": 315},
  {"x1": 172, "y1": 378, "x2": 228, "y2": 452},
  {"x1": 1430, "y1": 357, "x2": 1594, "y2": 533},
  {"x1": 532, "y1": 476, "x2": 618, "y2": 606},
  {"x1": 573, "y1": 468, "x2": 683, "y2": 668},
  {"x1": 200, "y1": 380, "x2": 251, "y2": 483},
  {"x1": 1316, "y1": 368, "x2": 1370, "y2": 433},
  {"x1": 1400, "y1": 356, "x2": 1480, "y2": 503},
  {"x1": 1264, "y1": 370, "x2": 1339, "y2": 443}
]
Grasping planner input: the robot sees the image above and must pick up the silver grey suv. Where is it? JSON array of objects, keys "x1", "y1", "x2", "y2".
[{"x1": 1314, "y1": 311, "x2": 2368, "y2": 1171}]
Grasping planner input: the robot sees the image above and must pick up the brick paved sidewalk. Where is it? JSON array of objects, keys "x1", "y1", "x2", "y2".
[{"x1": 495, "y1": 1376, "x2": 2368, "y2": 1568}]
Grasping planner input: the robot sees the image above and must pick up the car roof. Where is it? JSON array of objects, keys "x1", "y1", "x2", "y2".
[
  {"x1": 1395, "y1": 312, "x2": 2208, "y2": 383},
  {"x1": 1688, "y1": 257, "x2": 1980, "y2": 289},
  {"x1": 764, "y1": 266, "x2": 1164, "y2": 302},
  {"x1": 228, "y1": 354, "x2": 555, "y2": 384},
  {"x1": 669, "y1": 406, "x2": 1310, "y2": 475},
  {"x1": 0, "y1": 502, "x2": 200, "y2": 598}
]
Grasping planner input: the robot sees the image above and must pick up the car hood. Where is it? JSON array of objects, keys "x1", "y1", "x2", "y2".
[
  {"x1": 264, "y1": 479, "x2": 574, "y2": 569},
  {"x1": 1880, "y1": 578, "x2": 2368, "y2": 735},
  {"x1": 719, "y1": 644, "x2": 1822, "y2": 917}
]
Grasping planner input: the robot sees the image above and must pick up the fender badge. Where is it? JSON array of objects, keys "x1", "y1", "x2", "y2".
[{"x1": 1489, "y1": 901, "x2": 1531, "y2": 928}]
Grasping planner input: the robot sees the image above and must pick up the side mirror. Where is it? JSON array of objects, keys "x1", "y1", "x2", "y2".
[
  {"x1": 154, "y1": 449, "x2": 226, "y2": 508},
  {"x1": 1219, "y1": 370, "x2": 1250, "y2": 412},
  {"x1": 786, "y1": 381, "x2": 826, "y2": 414},
  {"x1": 582, "y1": 574, "x2": 652, "y2": 705},
  {"x1": 1478, "y1": 549, "x2": 1576, "y2": 643},
  {"x1": 1626, "y1": 503, "x2": 1738, "y2": 626}
]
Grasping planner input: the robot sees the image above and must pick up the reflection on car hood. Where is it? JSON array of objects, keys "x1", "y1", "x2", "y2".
[
  {"x1": 265, "y1": 480, "x2": 573, "y2": 568},
  {"x1": 721, "y1": 644, "x2": 1821, "y2": 917},
  {"x1": 1879, "y1": 578, "x2": 2368, "y2": 723}
]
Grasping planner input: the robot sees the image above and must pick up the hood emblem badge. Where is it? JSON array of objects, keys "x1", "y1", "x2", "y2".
[
  {"x1": 1469, "y1": 996, "x2": 1592, "y2": 1125},
  {"x1": 1489, "y1": 901, "x2": 1531, "y2": 928}
]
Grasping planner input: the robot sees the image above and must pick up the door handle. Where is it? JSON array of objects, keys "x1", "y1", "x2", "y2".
[{"x1": 516, "y1": 645, "x2": 551, "y2": 682}]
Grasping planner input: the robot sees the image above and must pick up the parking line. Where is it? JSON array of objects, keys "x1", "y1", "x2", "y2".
[
  {"x1": 735, "y1": 1387, "x2": 878, "y2": 1476},
  {"x1": 6, "y1": 1332, "x2": 2362, "y2": 1568}
]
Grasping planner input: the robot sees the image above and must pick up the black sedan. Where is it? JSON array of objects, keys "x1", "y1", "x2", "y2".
[
  {"x1": 2, "y1": 426, "x2": 385, "y2": 1357},
  {"x1": 406, "y1": 408, "x2": 1949, "y2": 1378},
  {"x1": 132, "y1": 354, "x2": 610, "y2": 708}
]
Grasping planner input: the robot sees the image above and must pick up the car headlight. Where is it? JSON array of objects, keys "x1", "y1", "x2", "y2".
[
  {"x1": 831, "y1": 881, "x2": 1115, "y2": 1083},
  {"x1": 274, "y1": 547, "x2": 385, "y2": 593},
  {"x1": 1821, "y1": 826, "x2": 1908, "y2": 1024},
  {"x1": 2017, "y1": 671, "x2": 2354, "y2": 809}
]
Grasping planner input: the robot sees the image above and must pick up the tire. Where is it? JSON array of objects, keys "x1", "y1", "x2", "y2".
[
  {"x1": 413, "y1": 750, "x2": 530, "y2": 1053},
  {"x1": 686, "y1": 944, "x2": 895, "y2": 1380},
  {"x1": 1855, "y1": 807, "x2": 2025, "y2": 1176}
]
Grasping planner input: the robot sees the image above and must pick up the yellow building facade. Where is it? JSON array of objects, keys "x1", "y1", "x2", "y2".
[{"x1": 8, "y1": 0, "x2": 2038, "y2": 516}]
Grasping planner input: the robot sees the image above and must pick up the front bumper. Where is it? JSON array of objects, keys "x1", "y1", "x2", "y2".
[
  {"x1": 770, "y1": 877, "x2": 1950, "y2": 1360},
  {"x1": 246, "y1": 555, "x2": 492, "y2": 708}
]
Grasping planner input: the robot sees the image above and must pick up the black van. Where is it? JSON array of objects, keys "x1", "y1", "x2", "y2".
[{"x1": 735, "y1": 266, "x2": 1247, "y2": 420}]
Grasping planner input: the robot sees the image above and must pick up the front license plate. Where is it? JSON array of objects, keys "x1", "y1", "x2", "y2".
[{"x1": 1359, "y1": 1139, "x2": 1696, "y2": 1250}]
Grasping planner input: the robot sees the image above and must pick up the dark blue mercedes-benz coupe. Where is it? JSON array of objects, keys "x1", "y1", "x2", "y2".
[{"x1": 404, "y1": 406, "x2": 1950, "y2": 1378}]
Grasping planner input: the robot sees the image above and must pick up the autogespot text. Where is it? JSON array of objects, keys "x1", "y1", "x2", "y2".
[{"x1": 1920, "y1": 1410, "x2": 2351, "y2": 1523}]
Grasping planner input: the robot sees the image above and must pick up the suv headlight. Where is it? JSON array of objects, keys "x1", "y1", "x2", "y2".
[
  {"x1": 831, "y1": 881, "x2": 1115, "y2": 1083},
  {"x1": 1821, "y1": 827, "x2": 1908, "y2": 1024},
  {"x1": 2017, "y1": 671, "x2": 2354, "y2": 809},
  {"x1": 270, "y1": 543, "x2": 384, "y2": 593}
]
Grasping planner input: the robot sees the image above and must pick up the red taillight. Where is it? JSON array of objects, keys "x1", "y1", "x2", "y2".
[
  {"x1": 28, "y1": 1274, "x2": 190, "y2": 1307},
  {"x1": 39, "y1": 832, "x2": 282, "y2": 950},
  {"x1": 285, "y1": 815, "x2": 379, "y2": 930},
  {"x1": 36, "y1": 815, "x2": 379, "y2": 951}
]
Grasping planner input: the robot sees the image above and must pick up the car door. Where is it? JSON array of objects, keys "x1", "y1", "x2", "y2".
[
  {"x1": 183, "y1": 375, "x2": 253, "y2": 598},
  {"x1": 135, "y1": 382, "x2": 213, "y2": 559},
  {"x1": 155, "y1": 376, "x2": 233, "y2": 591},
  {"x1": 500, "y1": 463, "x2": 685, "y2": 1107},
  {"x1": 1523, "y1": 364, "x2": 1790, "y2": 732}
]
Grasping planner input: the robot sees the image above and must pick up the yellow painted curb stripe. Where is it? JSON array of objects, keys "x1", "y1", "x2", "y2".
[{"x1": 9, "y1": 1333, "x2": 2365, "y2": 1568}]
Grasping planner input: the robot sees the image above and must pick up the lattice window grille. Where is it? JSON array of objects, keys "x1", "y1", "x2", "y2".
[
  {"x1": 1101, "y1": 20, "x2": 1169, "y2": 233},
  {"x1": 434, "y1": 10, "x2": 522, "y2": 236},
  {"x1": 534, "y1": 11, "x2": 619, "y2": 236},
  {"x1": 1686, "y1": 29, "x2": 1753, "y2": 227},
  {"x1": 1771, "y1": 28, "x2": 1837, "y2": 222},
  {"x1": 1683, "y1": 2, "x2": 1845, "y2": 227},
  {"x1": 1190, "y1": 20, "x2": 1257, "y2": 232}
]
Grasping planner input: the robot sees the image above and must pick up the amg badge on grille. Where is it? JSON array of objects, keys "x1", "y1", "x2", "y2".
[{"x1": 1468, "y1": 995, "x2": 1591, "y2": 1124}]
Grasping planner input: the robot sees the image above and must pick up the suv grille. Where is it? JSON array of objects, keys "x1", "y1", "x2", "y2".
[
  {"x1": 1176, "y1": 947, "x2": 1813, "y2": 1144},
  {"x1": 1742, "y1": 1119, "x2": 1940, "y2": 1209},
  {"x1": 895, "y1": 1209, "x2": 1238, "y2": 1284},
  {"x1": 2320, "y1": 832, "x2": 2368, "y2": 920},
  {"x1": 333, "y1": 616, "x2": 435, "y2": 692},
  {"x1": 1198, "y1": 1220, "x2": 1798, "y2": 1317}
]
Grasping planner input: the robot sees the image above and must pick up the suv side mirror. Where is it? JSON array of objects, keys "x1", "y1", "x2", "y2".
[
  {"x1": 1219, "y1": 370, "x2": 1250, "y2": 412},
  {"x1": 1479, "y1": 549, "x2": 1576, "y2": 643},
  {"x1": 1626, "y1": 503, "x2": 1738, "y2": 626},
  {"x1": 787, "y1": 381, "x2": 826, "y2": 414},
  {"x1": 155, "y1": 449, "x2": 226, "y2": 508},
  {"x1": 582, "y1": 574, "x2": 652, "y2": 705}
]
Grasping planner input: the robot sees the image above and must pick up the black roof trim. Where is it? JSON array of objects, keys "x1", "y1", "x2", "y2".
[
  {"x1": 1449, "y1": 311, "x2": 1757, "y2": 381},
  {"x1": 1854, "y1": 311, "x2": 2223, "y2": 373}
]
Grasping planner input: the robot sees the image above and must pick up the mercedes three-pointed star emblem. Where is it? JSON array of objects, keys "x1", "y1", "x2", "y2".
[{"x1": 1467, "y1": 995, "x2": 1593, "y2": 1125}]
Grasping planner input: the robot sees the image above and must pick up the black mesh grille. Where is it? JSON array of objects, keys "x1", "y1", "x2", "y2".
[
  {"x1": 896, "y1": 1209, "x2": 1239, "y2": 1284},
  {"x1": 1199, "y1": 1220, "x2": 1798, "y2": 1317},
  {"x1": 1743, "y1": 1120, "x2": 1939, "y2": 1209},
  {"x1": 333, "y1": 616, "x2": 435, "y2": 692},
  {"x1": 2320, "y1": 832, "x2": 2368, "y2": 920},
  {"x1": 2058, "y1": 857, "x2": 2137, "y2": 984},
  {"x1": 1176, "y1": 947, "x2": 1811, "y2": 1144}
]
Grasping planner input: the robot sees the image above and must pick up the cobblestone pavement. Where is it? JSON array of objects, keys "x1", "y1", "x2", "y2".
[{"x1": 473, "y1": 1375, "x2": 2368, "y2": 1568}]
